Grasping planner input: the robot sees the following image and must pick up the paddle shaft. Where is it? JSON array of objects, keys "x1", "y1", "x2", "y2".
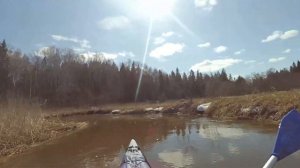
[{"x1": 263, "y1": 155, "x2": 277, "y2": 168}]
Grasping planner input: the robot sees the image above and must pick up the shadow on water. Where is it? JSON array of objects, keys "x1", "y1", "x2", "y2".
[{"x1": 1, "y1": 115, "x2": 300, "y2": 168}]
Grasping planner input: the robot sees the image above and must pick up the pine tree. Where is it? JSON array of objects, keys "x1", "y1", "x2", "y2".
[
  {"x1": 188, "y1": 70, "x2": 196, "y2": 97},
  {"x1": 158, "y1": 70, "x2": 165, "y2": 95},
  {"x1": 0, "y1": 40, "x2": 9, "y2": 99},
  {"x1": 220, "y1": 69, "x2": 228, "y2": 81},
  {"x1": 297, "y1": 61, "x2": 300, "y2": 72},
  {"x1": 290, "y1": 62, "x2": 297, "y2": 72}
]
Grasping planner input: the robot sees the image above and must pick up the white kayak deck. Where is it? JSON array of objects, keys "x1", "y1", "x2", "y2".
[{"x1": 121, "y1": 139, "x2": 151, "y2": 168}]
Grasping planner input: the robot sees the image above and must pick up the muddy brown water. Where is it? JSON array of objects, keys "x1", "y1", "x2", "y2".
[{"x1": 1, "y1": 114, "x2": 300, "y2": 168}]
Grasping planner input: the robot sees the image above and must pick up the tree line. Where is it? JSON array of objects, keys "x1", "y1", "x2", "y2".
[{"x1": 1, "y1": 40, "x2": 300, "y2": 106}]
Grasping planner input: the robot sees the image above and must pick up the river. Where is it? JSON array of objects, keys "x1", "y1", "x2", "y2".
[{"x1": 1, "y1": 115, "x2": 300, "y2": 168}]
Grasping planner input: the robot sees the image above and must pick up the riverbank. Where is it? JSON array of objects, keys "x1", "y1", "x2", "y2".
[
  {"x1": 44, "y1": 90, "x2": 300, "y2": 123},
  {"x1": 206, "y1": 89, "x2": 300, "y2": 122},
  {"x1": 0, "y1": 101, "x2": 87, "y2": 160},
  {"x1": 44, "y1": 99, "x2": 202, "y2": 118}
]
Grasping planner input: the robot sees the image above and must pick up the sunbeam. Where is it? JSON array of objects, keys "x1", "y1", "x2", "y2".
[
  {"x1": 170, "y1": 14, "x2": 196, "y2": 37},
  {"x1": 135, "y1": 18, "x2": 153, "y2": 102}
]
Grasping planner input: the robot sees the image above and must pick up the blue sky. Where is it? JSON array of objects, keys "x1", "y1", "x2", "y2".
[{"x1": 0, "y1": 0, "x2": 299, "y2": 77}]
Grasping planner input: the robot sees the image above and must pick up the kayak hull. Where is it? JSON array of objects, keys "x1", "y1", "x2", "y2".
[
  {"x1": 120, "y1": 162, "x2": 151, "y2": 168},
  {"x1": 120, "y1": 139, "x2": 151, "y2": 168}
]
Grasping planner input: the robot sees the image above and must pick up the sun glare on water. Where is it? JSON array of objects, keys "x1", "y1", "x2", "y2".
[{"x1": 135, "y1": 0, "x2": 176, "y2": 20}]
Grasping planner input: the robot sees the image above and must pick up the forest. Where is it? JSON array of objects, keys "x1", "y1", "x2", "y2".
[{"x1": 1, "y1": 40, "x2": 300, "y2": 106}]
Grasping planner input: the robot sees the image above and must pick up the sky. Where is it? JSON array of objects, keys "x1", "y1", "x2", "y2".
[{"x1": 0, "y1": 0, "x2": 300, "y2": 77}]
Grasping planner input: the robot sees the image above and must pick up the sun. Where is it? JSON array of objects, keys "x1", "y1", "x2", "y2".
[{"x1": 135, "y1": 0, "x2": 176, "y2": 20}]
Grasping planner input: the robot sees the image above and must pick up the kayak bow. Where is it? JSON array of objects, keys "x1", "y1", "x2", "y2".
[{"x1": 120, "y1": 139, "x2": 151, "y2": 168}]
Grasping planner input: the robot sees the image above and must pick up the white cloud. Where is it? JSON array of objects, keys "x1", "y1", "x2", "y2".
[
  {"x1": 101, "y1": 51, "x2": 135, "y2": 59},
  {"x1": 153, "y1": 31, "x2": 175, "y2": 45},
  {"x1": 101, "y1": 52, "x2": 118, "y2": 60},
  {"x1": 282, "y1": 49, "x2": 291, "y2": 54},
  {"x1": 51, "y1": 35, "x2": 73, "y2": 42},
  {"x1": 97, "y1": 16, "x2": 130, "y2": 30},
  {"x1": 197, "y1": 42, "x2": 211, "y2": 48},
  {"x1": 117, "y1": 51, "x2": 135, "y2": 57},
  {"x1": 149, "y1": 43, "x2": 185, "y2": 59},
  {"x1": 262, "y1": 30, "x2": 299, "y2": 43},
  {"x1": 153, "y1": 37, "x2": 166, "y2": 45},
  {"x1": 244, "y1": 60, "x2": 256, "y2": 64},
  {"x1": 162, "y1": 31, "x2": 174, "y2": 37},
  {"x1": 73, "y1": 48, "x2": 86, "y2": 53},
  {"x1": 268, "y1": 56, "x2": 286, "y2": 63},
  {"x1": 261, "y1": 31, "x2": 282, "y2": 43},
  {"x1": 34, "y1": 47, "x2": 50, "y2": 57},
  {"x1": 81, "y1": 51, "x2": 135, "y2": 61},
  {"x1": 51, "y1": 34, "x2": 91, "y2": 49},
  {"x1": 81, "y1": 51, "x2": 118, "y2": 60},
  {"x1": 214, "y1": 45, "x2": 227, "y2": 53},
  {"x1": 81, "y1": 51, "x2": 97, "y2": 60},
  {"x1": 280, "y1": 30, "x2": 299, "y2": 40},
  {"x1": 79, "y1": 40, "x2": 91, "y2": 49},
  {"x1": 234, "y1": 49, "x2": 246, "y2": 55},
  {"x1": 195, "y1": 0, "x2": 218, "y2": 10},
  {"x1": 190, "y1": 58, "x2": 242, "y2": 72}
]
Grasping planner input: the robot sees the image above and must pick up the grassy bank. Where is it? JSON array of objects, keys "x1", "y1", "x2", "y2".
[
  {"x1": 205, "y1": 89, "x2": 300, "y2": 122},
  {"x1": 43, "y1": 90, "x2": 300, "y2": 123},
  {"x1": 99, "y1": 89, "x2": 300, "y2": 122},
  {"x1": 0, "y1": 101, "x2": 86, "y2": 158}
]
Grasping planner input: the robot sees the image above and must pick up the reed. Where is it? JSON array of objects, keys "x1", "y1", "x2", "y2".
[{"x1": 0, "y1": 100, "x2": 79, "y2": 157}]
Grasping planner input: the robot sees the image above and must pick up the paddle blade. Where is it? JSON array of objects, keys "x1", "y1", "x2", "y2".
[{"x1": 272, "y1": 109, "x2": 300, "y2": 161}]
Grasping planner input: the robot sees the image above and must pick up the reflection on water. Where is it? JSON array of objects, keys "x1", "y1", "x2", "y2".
[
  {"x1": 158, "y1": 150, "x2": 193, "y2": 167},
  {"x1": 210, "y1": 152, "x2": 225, "y2": 164},
  {"x1": 228, "y1": 143, "x2": 240, "y2": 155},
  {"x1": 198, "y1": 125, "x2": 246, "y2": 140},
  {"x1": 1, "y1": 115, "x2": 300, "y2": 168}
]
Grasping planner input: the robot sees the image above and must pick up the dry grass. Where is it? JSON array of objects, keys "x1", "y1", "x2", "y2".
[
  {"x1": 206, "y1": 89, "x2": 300, "y2": 121},
  {"x1": 0, "y1": 100, "x2": 81, "y2": 157}
]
